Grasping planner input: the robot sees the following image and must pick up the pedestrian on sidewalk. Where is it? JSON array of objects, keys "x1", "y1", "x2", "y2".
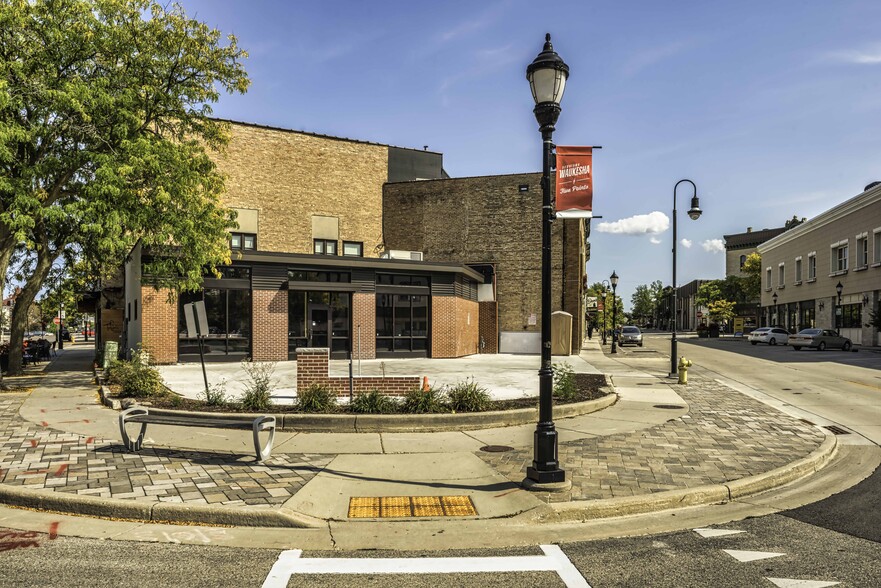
[{"x1": 587, "y1": 322, "x2": 594, "y2": 340}]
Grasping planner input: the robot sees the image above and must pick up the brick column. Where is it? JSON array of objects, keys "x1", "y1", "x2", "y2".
[
  {"x1": 141, "y1": 287, "x2": 177, "y2": 364},
  {"x1": 351, "y1": 292, "x2": 375, "y2": 360},
  {"x1": 252, "y1": 289, "x2": 288, "y2": 361},
  {"x1": 295, "y1": 347, "x2": 330, "y2": 391}
]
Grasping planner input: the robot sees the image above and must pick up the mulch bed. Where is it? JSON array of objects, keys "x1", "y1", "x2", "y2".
[{"x1": 107, "y1": 372, "x2": 610, "y2": 414}]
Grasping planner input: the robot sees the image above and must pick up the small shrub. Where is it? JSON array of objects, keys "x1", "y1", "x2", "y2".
[
  {"x1": 106, "y1": 348, "x2": 165, "y2": 398},
  {"x1": 552, "y1": 362, "x2": 577, "y2": 402},
  {"x1": 240, "y1": 360, "x2": 276, "y2": 411},
  {"x1": 402, "y1": 386, "x2": 448, "y2": 414},
  {"x1": 351, "y1": 389, "x2": 399, "y2": 414},
  {"x1": 297, "y1": 383, "x2": 337, "y2": 413},
  {"x1": 447, "y1": 378, "x2": 491, "y2": 412},
  {"x1": 201, "y1": 380, "x2": 228, "y2": 407}
]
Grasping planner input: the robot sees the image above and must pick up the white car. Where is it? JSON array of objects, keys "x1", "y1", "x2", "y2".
[{"x1": 748, "y1": 327, "x2": 789, "y2": 346}]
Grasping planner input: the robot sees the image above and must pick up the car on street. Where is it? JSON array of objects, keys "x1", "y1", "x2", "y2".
[
  {"x1": 24, "y1": 330, "x2": 55, "y2": 343},
  {"x1": 618, "y1": 325, "x2": 643, "y2": 347},
  {"x1": 789, "y1": 328, "x2": 853, "y2": 351},
  {"x1": 748, "y1": 327, "x2": 790, "y2": 346}
]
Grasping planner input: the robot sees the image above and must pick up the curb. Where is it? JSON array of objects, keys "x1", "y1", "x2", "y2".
[
  {"x1": 537, "y1": 431, "x2": 838, "y2": 523},
  {"x1": 0, "y1": 484, "x2": 323, "y2": 528},
  {"x1": 98, "y1": 383, "x2": 618, "y2": 433}
]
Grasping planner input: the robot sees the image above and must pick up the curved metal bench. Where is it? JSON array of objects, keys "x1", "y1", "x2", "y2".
[{"x1": 119, "y1": 407, "x2": 276, "y2": 462}]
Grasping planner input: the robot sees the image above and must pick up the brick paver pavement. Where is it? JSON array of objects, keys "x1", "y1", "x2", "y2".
[
  {"x1": 477, "y1": 374, "x2": 826, "y2": 502},
  {"x1": 0, "y1": 352, "x2": 826, "y2": 512}
]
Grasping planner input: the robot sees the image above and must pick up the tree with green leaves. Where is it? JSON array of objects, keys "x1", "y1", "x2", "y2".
[
  {"x1": 0, "y1": 0, "x2": 250, "y2": 378},
  {"x1": 741, "y1": 252, "x2": 763, "y2": 301},
  {"x1": 630, "y1": 284, "x2": 654, "y2": 323}
]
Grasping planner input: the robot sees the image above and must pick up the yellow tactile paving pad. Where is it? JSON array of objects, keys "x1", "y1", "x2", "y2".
[{"x1": 347, "y1": 495, "x2": 477, "y2": 518}]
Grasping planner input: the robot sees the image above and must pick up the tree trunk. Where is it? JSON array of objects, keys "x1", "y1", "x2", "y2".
[
  {"x1": 0, "y1": 231, "x2": 16, "y2": 389},
  {"x1": 6, "y1": 242, "x2": 56, "y2": 377}
]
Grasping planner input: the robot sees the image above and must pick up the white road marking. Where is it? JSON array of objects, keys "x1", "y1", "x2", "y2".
[
  {"x1": 723, "y1": 549, "x2": 786, "y2": 562},
  {"x1": 261, "y1": 544, "x2": 590, "y2": 588},
  {"x1": 693, "y1": 528, "x2": 746, "y2": 538},
  {"x1": 766, "y1": 578, "x2": 840, "y2": 588}
]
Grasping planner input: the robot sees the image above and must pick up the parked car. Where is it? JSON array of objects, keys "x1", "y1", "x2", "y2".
[
  {"x1": 789, "y1": 328, "x2": 852, "y2": 351},
  {"x1": 748, "y1": 327, "x2": 790, "y2": 346},
  {"x1": 24, "y1": 331, "x2": 55, "y2": 343},
  {"x1": 618, "y1": 326, "x2": 643, "y2": 347}
]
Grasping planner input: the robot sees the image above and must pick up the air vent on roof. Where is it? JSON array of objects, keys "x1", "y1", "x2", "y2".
[{"x1": 381, "y1": 250, "x2": 424, "y2": 261}]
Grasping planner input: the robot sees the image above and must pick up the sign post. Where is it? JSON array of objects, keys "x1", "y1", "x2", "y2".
[{"x1": 184, "y1": 301, "x2": 210, "y2": 396}]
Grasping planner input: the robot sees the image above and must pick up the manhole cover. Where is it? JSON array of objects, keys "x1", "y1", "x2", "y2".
[
  {"x1": 653, "y1": 404, "x2": 685, "y2": 410},
  {"x1": 480, "y1": 445, "x2": 514, "y2": 453}
]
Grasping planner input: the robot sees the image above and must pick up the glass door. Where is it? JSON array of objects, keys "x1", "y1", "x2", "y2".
[{"x1": 308, "y1": 304, "x2": 330, "y2": 348}]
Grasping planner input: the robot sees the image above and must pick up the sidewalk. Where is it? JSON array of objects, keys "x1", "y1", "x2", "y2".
[{"x1": 0, "y1": 343, "x2": 833, "y2": 533}]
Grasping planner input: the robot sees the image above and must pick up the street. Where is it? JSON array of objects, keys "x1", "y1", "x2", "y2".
[{"x1": 1, "y1": 338, "x2": 879, "y2": 587}]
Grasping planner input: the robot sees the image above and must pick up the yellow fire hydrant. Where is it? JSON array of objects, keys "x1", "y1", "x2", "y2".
[{"x1": 677, "y1": 356, "x2": 692, "y2": 385}]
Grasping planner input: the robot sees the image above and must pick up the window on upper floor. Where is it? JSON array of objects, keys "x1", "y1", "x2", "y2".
[
  {"x1": 778, "y1": 263, "x2": 785, "y2": 287},
  {"x1": 856, "y1": 233, "x2": 869, "y2": 268},
  {"x1": 342, "y1": 241, "x2": 363, "y2": 257},
  {"x1": 739, "y1": 255, "x2": 746, "y2": 268},
  {"x1": 766, "y1": 267, "x2": 772, "y2": 289},
  {"x1": 795, "y1": 258, "x2": 802, "y2": 283},
  {"x1": 808, "y1": 253, "x2": 816, "y2": 280},
  {"x1": 314, "y1": 239, "x2": 337, "y2": 255},
  {"x1": 230, "y1": 232, "x2": 256, "y2": 251},
  {"x1": 831, "y1": 241, "x2": 848, "y2": 272},
  {"x1": 874, "y1": 229, "x2": 881, "y2": 264}
]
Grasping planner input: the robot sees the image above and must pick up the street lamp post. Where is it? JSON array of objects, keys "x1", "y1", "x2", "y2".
[
  {"x1": 670, "y1": 180, "x2": 702, "y2": 377},
  {"x1": 599, "y1": 280, "x2": 610, "y2": 345},
  {"x1": 525, "y1": 33, "x2": 569, "y2": 486},
  {"x1": 835, "y1": 281, "x2": 843, "y2": 329},
  {"x1": 772, "y1": 292, "x2": 778, "y2": 327},
  {"x1": 610, "y1": 271, "x2": 619, "y2": 354}
]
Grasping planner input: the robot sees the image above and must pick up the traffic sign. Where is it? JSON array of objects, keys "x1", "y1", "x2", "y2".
[
  {"x1": 696, "y1": 312, "x2": 703, "y2": 318},
  {"x1": 53, "y1": 317, "x2": 61, "y2": 325}
]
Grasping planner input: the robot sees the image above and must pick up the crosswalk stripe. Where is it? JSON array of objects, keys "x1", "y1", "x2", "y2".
[
  {"x1": 262, "y1": 545, "x2": 591, "y2": 588},
  {"x1": 766, "y1": 578, "x2": 840, "y2": 587},
  {"x1": 723, "y1": 549, "x2": 785, "y2": 562},
  {"x1": 693, "y1": 528, "x2": 746, "y2": 538}
]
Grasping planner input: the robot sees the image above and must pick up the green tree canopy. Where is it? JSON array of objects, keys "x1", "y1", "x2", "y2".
[
  {"x1": 0, "y1": 0, "x2": 250, "y2": 377},
  {"x1": 741, "y1": 252, "x2": 763, "y2": 301}
]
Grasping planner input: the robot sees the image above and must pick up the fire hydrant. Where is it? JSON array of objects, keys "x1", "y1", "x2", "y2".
[{"x1": 677, "y1": 356, "x2": 692, "y2": 385}]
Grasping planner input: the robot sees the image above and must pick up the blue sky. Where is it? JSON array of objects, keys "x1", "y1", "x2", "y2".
[{"x1": 179, "y1": 0, "x2": 881, "y2": 309}]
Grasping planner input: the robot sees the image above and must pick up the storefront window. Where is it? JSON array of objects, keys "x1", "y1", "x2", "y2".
[
  {"x1": 288, "y1": 291, "x2": 350, "y2": 359},
  {"x1": 376, "y1": 293, "x2": 429, "y2": 356},
  {"x1": 178, "y1": 288, "x2": 251, "y2": 361},
  {"x1": 839, "y1": 303, "x2": 862, "y2": 328}
]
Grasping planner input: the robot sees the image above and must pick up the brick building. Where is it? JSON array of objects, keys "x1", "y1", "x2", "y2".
[{"x1": 123, "y1": 120, "x2": 587, "y2": 363}]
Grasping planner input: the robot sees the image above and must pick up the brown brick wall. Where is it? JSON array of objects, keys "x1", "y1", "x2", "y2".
[
  {"x1": 383, "y1": 174, "x2": 584, "y2": 347},
  {"x1": 431, "y1": 296, "x2": 478, "y2": 358},
  {"x1": 140, "y1": 287, "x2": 177, "y2": 364},
  {"x1": 296, "y1": 348, "x2": 419, "y2": 397},
  {"x1": 563, "y1": 220, "x2": 586, "y2": 351},
  {"x1": 252, "y1": 289, "x2": 288, "y2": 361},
  {"x1": 351, "y1": 292, "x2": 376, "y2": 360},
  {"x1": 478, "y1": 301, "x2": 498, "y2": 353},
  {"x1": 213, "y1": 122, "x2": 388, "y2": 257}
]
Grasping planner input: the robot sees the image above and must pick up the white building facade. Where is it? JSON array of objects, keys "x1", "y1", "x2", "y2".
[{"x1": 757, "y1": 183, "x2": 881, "y2": 345}]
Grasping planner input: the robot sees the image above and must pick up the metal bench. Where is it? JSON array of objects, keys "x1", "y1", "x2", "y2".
[{"x1": 118, "y1": 407, "x2": 276, "y2": 462}]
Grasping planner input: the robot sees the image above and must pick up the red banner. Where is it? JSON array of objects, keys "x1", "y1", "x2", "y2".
[{"x1": 555, "y1": 146, "x2": 593, "y2": 218}]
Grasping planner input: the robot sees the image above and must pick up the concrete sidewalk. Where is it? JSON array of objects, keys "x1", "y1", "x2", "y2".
[{"x1": 0, "y1": 342, "x2": 835, "y2": 536}]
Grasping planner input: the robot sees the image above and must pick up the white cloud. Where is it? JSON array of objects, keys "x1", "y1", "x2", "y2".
[
  {"x1": 702, "y1": 239, "x2": 725, "y2": 253},
  {"x1": 650, "y1": 237, "x2": 662, "y2": 245},
  {"x1": 597, "y1": 211, "x2": 669, "y2": 235},
  {"x1": 681, "y1": 238, "x2": 692, "y2": 248},
  {"x1": 824, "y1": 43, "x2": 881, "y2": 65}
]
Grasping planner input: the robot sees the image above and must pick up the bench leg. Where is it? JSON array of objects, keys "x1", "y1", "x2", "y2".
[
  {"x1": 119, "y1": 407, "x2": 149, "y2": 452},
  {"x1": 253, "y1": 418, "x2": 276, "y2": 462}
]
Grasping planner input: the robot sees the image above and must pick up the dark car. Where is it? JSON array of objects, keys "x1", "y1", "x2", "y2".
[{"x1": 60, "y1": 327, "x2": 71, "y2": 342}]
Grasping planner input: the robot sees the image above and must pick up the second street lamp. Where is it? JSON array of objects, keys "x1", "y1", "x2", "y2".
[
  {"x1": 600, "y1": 280, "x2": 610, "y2": 345},
  {"x1": 670, "y1": 179, "x2": 702, "y2": 377},
  {"x1": 836, "y1": 281, "x2": 844, "y2": 329},
  {"x1": 610, "y1": 271, "x2": 619, "y2": 354},
  {"x1": 524, "y1": 33, "x2": 569, "y2": 486}
]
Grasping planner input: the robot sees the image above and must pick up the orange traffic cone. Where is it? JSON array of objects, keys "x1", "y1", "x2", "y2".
[{"x1": 422, "y1": 376, "x2": 430, "y2": 391}]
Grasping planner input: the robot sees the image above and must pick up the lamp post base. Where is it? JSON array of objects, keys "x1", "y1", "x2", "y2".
[
  {"x1": 521, "y1": 475, "x2": 571, "y2": 492},
  {"x1": 525, "y1": 426, "x2": 565, "y2": 484}
]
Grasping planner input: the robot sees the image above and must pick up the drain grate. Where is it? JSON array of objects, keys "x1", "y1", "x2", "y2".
[
  {"x1": 348, "y1": 495, "x2": 477, "y2": 518},
  {"x1": 824, "y1": 425, "x2": 851, "y2": 435},
  {"x1": 480, "y1": 445, "x2": 515, "y2": 453},
  {"x1": 654, "y1": 404, "x2": 686, "y2": 410},
  {"x1": 637, "y1": 383, "x2": 654, "y2": 386}
]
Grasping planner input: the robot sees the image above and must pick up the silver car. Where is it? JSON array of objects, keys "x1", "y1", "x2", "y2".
[
  {"x1": 789, "y1": 328, "x2": 852, "y2": 351},
  {"x1": 618, "y1": 326, "x2": 643, "y2": 347}
]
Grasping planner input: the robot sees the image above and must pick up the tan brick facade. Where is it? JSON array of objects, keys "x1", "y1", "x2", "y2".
[
  {"x1": 140, "y1": 287, "x2": 177, "y2": 364},
  {"x1": 251, "y1": 289, "x2": 288, "y2": 361},
  {"x1": 296, "y1": 348, "x2": 420, "y2": 397},
  {"x1": 213, "y1": 123, "x2": 388, "y2": 257},
  {"x1": 351, "y1": 292, "x2": 375, "y2": 360}
]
